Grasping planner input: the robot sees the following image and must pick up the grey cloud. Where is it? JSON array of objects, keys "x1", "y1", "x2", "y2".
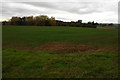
[
  {"x1": 21, "y1": 2, "x2": 103, "y2": 14},
  {"x1": 2, "y1": 3, "x2": 45, "y2": 17},
  {"x1": 2, "y1": 0, "x2": 119, "y2": 2},
  {"x1": 1, "y1": 1, "x2": 118, "y2": 23},
  {"x1": 19, "y1": 2, "x2": 117, "y2": 15},
  {"x1": 2, "y1": 2, "x2": 117, "y2": 16}
]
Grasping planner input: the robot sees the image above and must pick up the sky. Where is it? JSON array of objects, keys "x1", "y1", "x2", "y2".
[{"x1": 1, "y1": 0, "x2": 119, "y2": 23}]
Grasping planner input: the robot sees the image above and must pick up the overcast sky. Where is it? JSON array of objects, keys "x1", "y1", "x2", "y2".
[{"x1": 1, "y1": 0, "x2": 119, "y2": 23}]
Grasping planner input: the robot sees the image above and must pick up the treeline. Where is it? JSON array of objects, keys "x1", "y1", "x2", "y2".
[{"x1": 2, "y1": 15, "x2": 100, "y2": 28}]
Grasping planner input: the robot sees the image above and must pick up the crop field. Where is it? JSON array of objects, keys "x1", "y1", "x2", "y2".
[{"x1": 2, "y1": 25, "x2": 119, "y2": 78}]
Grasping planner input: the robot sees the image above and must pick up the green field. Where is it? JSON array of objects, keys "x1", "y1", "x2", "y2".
[{"x1": 2, "y1": 25, "x2": 119, "y2": 78}]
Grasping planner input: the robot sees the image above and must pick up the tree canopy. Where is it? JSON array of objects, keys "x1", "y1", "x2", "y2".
[{"x1": 2, "y1": 15, "x2": 100, "y2": 28}]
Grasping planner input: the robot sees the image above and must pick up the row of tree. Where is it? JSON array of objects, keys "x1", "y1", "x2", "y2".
[
  {"x1": 2, "y1": 15, "x2": 56, "y2": 26},
  {"x1": 2, "y1": 15, "x2": 101, "y2": 28}
]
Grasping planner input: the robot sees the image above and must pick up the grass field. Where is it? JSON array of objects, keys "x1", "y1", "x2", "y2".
[{"x1": 2, "y1": 25, "x2": 119, "y2": 78}]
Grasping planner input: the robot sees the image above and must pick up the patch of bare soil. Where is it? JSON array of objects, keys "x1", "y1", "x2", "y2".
[
  {"x1": 34, "y1": 42, "x2": 105, "y2": 53},
  {"x1": 97, "y1": 27, "x2": 113, "y2": 29},
  {"x1": 3, "y1": 42, "x2": 117, "y2": 53}
]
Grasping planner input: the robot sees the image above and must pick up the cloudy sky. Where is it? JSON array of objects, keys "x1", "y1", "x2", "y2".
[{"x1": 1, "y1": 0, "x2": 119, "y2": 23}]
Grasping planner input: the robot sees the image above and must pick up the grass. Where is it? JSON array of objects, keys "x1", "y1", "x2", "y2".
[
  {"x1": 3, "y1": 48, "x2": 119, "y2": 78},
  {"x1": 2, "y1": 25, "x2": 119, "y2": 78},
  {"x1": 3, "y1": 25, "x2": 118, "y2": 48}
]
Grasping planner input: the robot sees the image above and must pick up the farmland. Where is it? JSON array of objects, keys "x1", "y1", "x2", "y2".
[{"x1": 2, "y1": 25, "x2": 119, "y2": 78}]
